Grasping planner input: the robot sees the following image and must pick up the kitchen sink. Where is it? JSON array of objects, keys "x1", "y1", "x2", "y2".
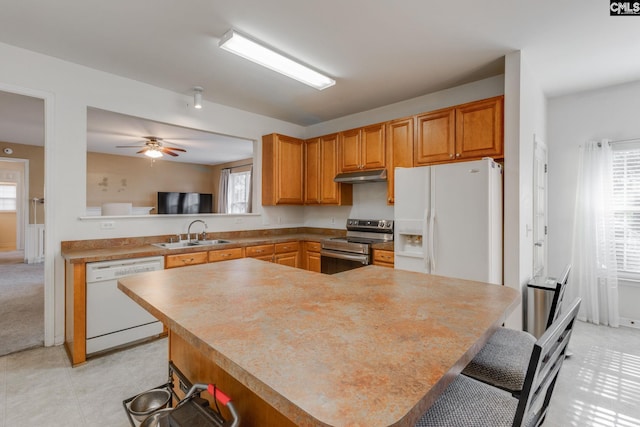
[{"x1": 152, "y1": 240, "x2": 231, "y2": 249}]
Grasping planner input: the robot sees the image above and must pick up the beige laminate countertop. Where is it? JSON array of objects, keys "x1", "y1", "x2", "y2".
[
  {"x1": 118, "y1": 259, "x2": 519, "y2": 427},
  {"x1": 61, "y1": 233, "x2": 343, "y2": 264}
]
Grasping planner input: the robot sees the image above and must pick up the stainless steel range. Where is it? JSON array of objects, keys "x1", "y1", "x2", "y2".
[{"x1": 321, "y1": 218, "x2": 394, "y2": 274}]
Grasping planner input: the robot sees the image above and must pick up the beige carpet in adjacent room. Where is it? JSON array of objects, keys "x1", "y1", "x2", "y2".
[{"x1": 0, "y1": 257, "x2": 44, "y2": 356}]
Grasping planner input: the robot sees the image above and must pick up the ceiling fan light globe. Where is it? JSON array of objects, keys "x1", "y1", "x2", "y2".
[{"x1": 145, "y1": 149, "x2": 163, "y2": 158}]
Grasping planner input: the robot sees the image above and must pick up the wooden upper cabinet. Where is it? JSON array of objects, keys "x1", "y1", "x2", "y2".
[
  {"x1": 262, "y1": 133, "x2": 304, "y2": 205},
  {"x1": 415, "y1": 108, "x2": 455, "y2": 166},
  {"x1": 455, "y1": 95, "x2": 504, "y2": 160},
  {"x1": 386, "y1": 117, "x2": 414, "y2": 205},
  {"x1": 320, "y1": 133, "x2": 350, "y2": 205},
  {"x1": 339, "y1": 128, "x2": 362, "y2": 172},
  {"x1": 304, "y1": 138, "x2": 321, "y2": 205},
  {"x1": 339, "y1": 123, "x2": 386, "y2": 172},
  {"x1": 361, "y1": 123, "x2": 386, "y2": 170},
  {"x1": 306, "y1": 134, "x2": 352, "y2": 205},
  {"x1": 415, "y1": 96, "x2": 504, "y2": 166}
]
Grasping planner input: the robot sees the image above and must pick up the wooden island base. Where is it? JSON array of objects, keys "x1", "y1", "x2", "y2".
[{"x1": 169, "y1": 331, "x2": 297, "y2": 427}]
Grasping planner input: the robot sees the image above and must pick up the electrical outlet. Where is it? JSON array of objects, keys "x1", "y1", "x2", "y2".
[
  {"x1": 235, "y1": 217, "x2": 243, "y2": 224},
  {"x1": 100, "y1": 221, "x2": 115, "y2": 230},
  {"x1": 277, "y1": 216, "x2": 282, "y2": 224},
  {"x1": 331, "y1": 217, "x2": 335, "y2": 224}
]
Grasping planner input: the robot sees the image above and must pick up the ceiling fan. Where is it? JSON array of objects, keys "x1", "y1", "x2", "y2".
[{"x1": 116, "y1": 136, "x2": 186, "y2": 158}]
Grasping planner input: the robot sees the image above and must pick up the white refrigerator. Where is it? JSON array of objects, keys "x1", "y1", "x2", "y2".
[{"x1": 394, "y1": 158, "x2": 503, "y2": 285}]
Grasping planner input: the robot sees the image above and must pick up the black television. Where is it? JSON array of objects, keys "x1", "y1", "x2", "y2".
[{"x1": 157, "y1": 192, "x2": 213, "y2": 214}]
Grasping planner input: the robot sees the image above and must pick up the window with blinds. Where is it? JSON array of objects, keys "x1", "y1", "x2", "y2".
[
  {"x1": 0, "y1": 183, "x2": 17, "y2": 211},
  {"x1": 612, "y1": 148, "x2": 640, "y2": 276}
]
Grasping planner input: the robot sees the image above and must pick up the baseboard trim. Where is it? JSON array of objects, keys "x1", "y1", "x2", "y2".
[{"x1": 619, "y1": 317, "x2": 640, "y2": 329}]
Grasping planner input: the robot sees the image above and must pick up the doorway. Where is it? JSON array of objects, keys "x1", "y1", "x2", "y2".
[{"x1": 0, "y1": 91, "x2": 46, "y2": 356}]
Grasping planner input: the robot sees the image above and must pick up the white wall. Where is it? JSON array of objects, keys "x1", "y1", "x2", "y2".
[
  {"x1": 0, "y1": 41, "x2": 308, "y2": 345},
  {"x1": 503, "y1": 51, "x2": 547, "y2": 329},
  {"x1": 548, "y1": 79, "x2": 640, "y2": 326}
]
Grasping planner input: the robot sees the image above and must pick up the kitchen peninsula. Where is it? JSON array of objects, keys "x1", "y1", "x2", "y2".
[{"x1": 118, "y1": 258, "x2": 519, "y2": 427}]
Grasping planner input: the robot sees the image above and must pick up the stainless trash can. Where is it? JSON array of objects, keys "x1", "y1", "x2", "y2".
[{"x1": 526, "y1": 276, "x2": 558, "y2": 338}]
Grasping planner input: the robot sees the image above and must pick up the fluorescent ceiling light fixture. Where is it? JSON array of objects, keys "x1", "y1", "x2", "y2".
[
  {"x1": 193, "y1": 86, "x2": 203, "y2": 109},
  {"x1": 145, "y1": 148, "x2": 163, "y2": 158},
  {"x1": 219, "y1": 29, "x2": 335, "y2": 90}
]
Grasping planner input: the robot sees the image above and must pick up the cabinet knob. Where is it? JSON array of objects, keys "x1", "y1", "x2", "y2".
[
  {"x1": 449, "y1": 154, "x2": 454, "y2": 159},
  {"x1": 456, "y1": 153, "x2": 461, "y2": 158}
]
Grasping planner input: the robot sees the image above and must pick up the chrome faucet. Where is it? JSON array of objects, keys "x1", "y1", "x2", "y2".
[{"x1": 187, "y1": 219, "x2": 208, "y2": 242}]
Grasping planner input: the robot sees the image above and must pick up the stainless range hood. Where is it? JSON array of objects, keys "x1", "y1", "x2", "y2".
[{"x1": 334, "y1": 168, "x2": 387, "y2": 184}]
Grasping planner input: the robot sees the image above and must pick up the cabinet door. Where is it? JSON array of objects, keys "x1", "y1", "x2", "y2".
[
  {"x1": 262, "y1": 134, "x2": 304, "y2": 205},
  {"x1": 320, "y1": 133, "x2": 342, "y2": 204},
  {"x1": 304, "y1": 241, "x2": 321, "y2": 272},
  {"x1": 373, "y1": 249, "x2": 395, "y2": 267},
  {"x1": 386, "y1": 117, "x2": 414, "y2": 204},
  {"x1": 307, "y1": 252, "x2": 321, "y2": 272},
  {"x1": 361, "y1": 123, "x2": 386, "y2": 170},
  {"x1": 340, "y1": 128, "x2": 362, "y2": 172},
  {"x1": 415, "y1": 108, "x2": 455, "y2": 165},
  {"x1": 455, "y1": 96, "x2": 503, "y2": 160},
  {"x1": 277, "y1": 135, "x2": 304, "y2": 203},
  {"x1": 304, "y1": 138, "x2": 321, "y2": 204},
  {"x1": 274, "y1": 242, "x2": 300, "y2": 268},
  {"x1": 275, "y1": 252, "x2": 299, "y2": 268}
]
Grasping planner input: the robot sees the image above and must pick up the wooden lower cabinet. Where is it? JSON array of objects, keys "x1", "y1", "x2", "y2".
[
  {"x1": 304, "y1": 241, "x2": 321, "y2": 272},
  {"x1": 209, "y1": 247, "x2": 244, "y2": 263},
  {"x1": 245, "y1": 244, "x2": 275, "y2": 262},
  {"x1": 165, "y1": 251, "x2": 208, "y2": 269},
  {"x1": 274, "y1": 242, "x2": 300, "y2": 268},
  {"x1": 372, "y1": 249, "x2": 394, "y2": 268}
]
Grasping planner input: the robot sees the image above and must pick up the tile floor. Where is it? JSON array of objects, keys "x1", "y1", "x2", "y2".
[{"x1": 0, "y1": 321, "x2": 638, "y2": 426}]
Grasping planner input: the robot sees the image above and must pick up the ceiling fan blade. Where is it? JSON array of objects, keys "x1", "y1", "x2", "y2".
[
  {"x1": 163, "y1": 146, "x2": 187, "y2": 152},
  {"x1": 136, "y1": 148, "x2": 149, "y2": 154},
  {"x1": 162, "y1": 150, "x2": 179, "y2": 157}
]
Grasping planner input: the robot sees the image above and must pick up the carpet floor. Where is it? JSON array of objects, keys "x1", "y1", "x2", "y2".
[{"x1": 0, "y1": 258, "x2": 44, "y2": 356}]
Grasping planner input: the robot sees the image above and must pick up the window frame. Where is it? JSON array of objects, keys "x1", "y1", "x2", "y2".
[
  {"x1": 226, "y1": 169, "x2": 251, "y2": 214},
  {"x1": 611, "y1": 144, "x2": 640, "y2": 281}
]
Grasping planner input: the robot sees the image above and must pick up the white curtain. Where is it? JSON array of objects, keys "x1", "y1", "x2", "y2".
[
  {"x1": 569, "y1": 140, "x2": 619, "y2": 327},
  {"x1": 217, "y1": 168, "x2": 230, "y2": 214}
]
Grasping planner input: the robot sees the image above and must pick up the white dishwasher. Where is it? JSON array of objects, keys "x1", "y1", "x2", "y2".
[{"x1": 86, "y1": 256, "x2": 164, "y2": 355}]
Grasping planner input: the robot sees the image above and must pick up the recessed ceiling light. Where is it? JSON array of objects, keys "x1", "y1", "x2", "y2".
[{"x1": 219, "y1": 29, "x2": 335, "y2": 91}]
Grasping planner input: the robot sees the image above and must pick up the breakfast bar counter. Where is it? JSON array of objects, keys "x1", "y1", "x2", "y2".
[{"x1": 118, "y1": 258, "x2": 519, "y2": 427}]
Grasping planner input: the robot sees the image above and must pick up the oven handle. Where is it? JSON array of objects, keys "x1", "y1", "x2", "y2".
[{"x1": 321, "y1": 249, "x2": 369, "y2": 264}]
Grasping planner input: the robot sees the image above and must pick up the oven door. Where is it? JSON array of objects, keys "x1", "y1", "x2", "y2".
[{"x1": 320, "y1": 248, "x2": 369, "y2": 274}]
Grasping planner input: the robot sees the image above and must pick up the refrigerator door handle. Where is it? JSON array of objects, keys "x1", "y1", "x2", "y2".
[
  {"x1": 429, "y1": 208, "x2": 436, "y2": 271},
  {"x1": 423, "y1": 208, "x2": 430, "y2": 270}
]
